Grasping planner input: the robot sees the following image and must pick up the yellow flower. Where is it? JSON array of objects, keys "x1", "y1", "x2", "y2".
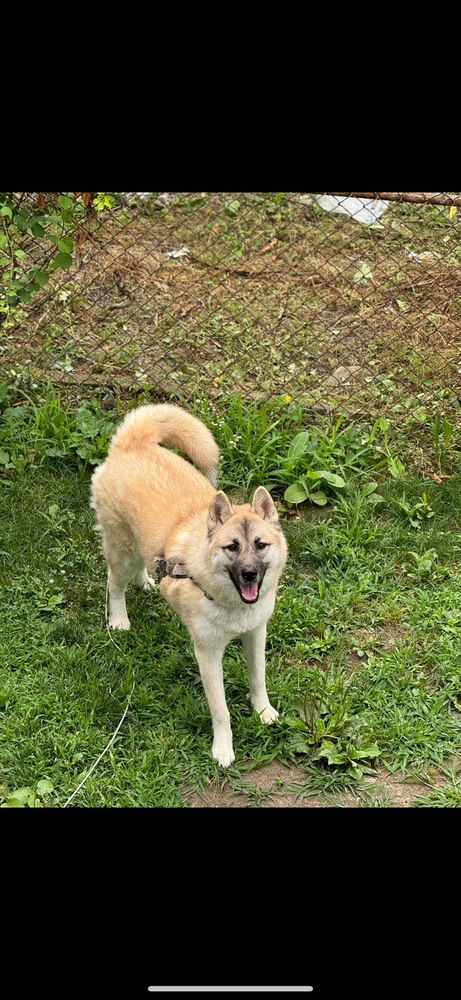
[
  {"x1": 283, "y1": 393, "x2": 292, "y2": 404},
  {"x1": 449, "y1": 205, "x2": 457, "y2": 219}
]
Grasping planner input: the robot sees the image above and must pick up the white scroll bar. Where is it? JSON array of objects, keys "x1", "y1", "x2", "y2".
[{"x1": 147, "y1": 988, "x2": 314, "y2": 993}]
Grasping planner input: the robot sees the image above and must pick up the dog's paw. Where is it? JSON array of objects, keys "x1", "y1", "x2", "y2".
[
  {"x1": 212, "y1": 742, "x2": 235, "y2": 768},
  {"x1": 109, "y1": 616, "x2": 131, "y2": 631},
  {"x1": 258, "y1": 704, "x2": 279, "y2": 725},
  {"x1": 137, "y1": 571, "x2": 157, "y2": 592}
]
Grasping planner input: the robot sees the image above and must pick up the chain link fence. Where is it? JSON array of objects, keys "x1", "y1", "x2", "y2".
[{"x1": 2, "y1": 191, "x2": 461, "y2": 419}]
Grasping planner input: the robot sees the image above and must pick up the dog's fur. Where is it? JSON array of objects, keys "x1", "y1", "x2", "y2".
[{"x1": 90, "y1": 404, "x2": 288, "y2": 767}]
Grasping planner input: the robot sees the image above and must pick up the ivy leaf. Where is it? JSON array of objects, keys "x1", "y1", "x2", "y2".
[
  {"x1": 51, "y1": 252, "x2": 72, "y2": 270},
  {"x1": 34, "y1": 270, "x2": 50, "y2": 287},
  {"x1": 58, "y1": 237, "x2": 74, "y2": 254},
  {"x1": 30, "y1": 221, "x2": 45, "y2": 238},
  {"x1": 0, "y1": 205, "x2": 13, "y2": 220},
  {"x1": 58, "y1": 195, "x2": 73, "y2": 211}
]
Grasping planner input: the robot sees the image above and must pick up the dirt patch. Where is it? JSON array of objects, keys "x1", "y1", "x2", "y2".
[
  {"x1": 358, "y1": 771, "x2": 432, "y2": 807},
  {"x1": 346, "y1": 624, "x2": 407, "y2": 672},
  {"x1": 185, "y1": 760, "x2": 441, "y2": 808},
  {"x1": 378, "y1": 624, "x2": 407, "y2": 650}
]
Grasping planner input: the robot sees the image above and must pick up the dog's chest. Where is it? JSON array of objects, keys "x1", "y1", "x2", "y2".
[{"x1": 200, "y1": 591, "x2": 275, "y2": 640}]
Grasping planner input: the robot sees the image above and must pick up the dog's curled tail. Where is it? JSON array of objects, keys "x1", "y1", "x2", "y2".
[{"x1": 108, "y1": 404, "x2": 220, "y2": 483}]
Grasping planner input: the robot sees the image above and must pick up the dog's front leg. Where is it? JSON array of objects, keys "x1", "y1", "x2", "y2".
[
  {"x1": 242, "y1": 624, "x2": 279, "y2": 723},
  {"x1": 193, "y1": 642, "x2": 235, "y2": 768}
]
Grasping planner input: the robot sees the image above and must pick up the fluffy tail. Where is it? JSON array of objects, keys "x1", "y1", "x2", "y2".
[{"x1": 108, "y1": 404, "x2": 220, "y2": 483}]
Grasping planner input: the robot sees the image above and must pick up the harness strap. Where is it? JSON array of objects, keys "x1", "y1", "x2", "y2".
[{"x1": 154, "y1": 557, "x2": 214, "y2": 601}]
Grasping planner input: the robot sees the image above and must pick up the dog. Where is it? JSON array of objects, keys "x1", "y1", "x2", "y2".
[{"x1": 90, "y1": 404, "x2": 288, "y2": 767}]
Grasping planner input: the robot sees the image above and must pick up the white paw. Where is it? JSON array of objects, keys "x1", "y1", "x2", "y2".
[
  {"x1": 141, "y1": 576, "x2": 157, "y2": 593},
  {"x1": 258, "y1": 704, "x2": 279, "y2": 724},
  {"x1": 212, "y1": 742, "x2": 235, "y2": 768},
  {"x1": 109, "y1": 616, "x2": 131, "y2": 631}
]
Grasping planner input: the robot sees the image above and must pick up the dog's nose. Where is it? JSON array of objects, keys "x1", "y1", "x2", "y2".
[{"x1": 242, "y1": 567, "x2": 257, "y2": 582}]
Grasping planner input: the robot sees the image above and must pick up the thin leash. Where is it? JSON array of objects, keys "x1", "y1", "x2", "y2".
[{"x1": 62, "y1": 578, "x2": 136, "y2": 808}]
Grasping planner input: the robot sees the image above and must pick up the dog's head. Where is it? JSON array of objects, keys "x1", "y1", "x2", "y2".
[{"x1": 207, "y1": 487, "x2": 288, "y2": 605}]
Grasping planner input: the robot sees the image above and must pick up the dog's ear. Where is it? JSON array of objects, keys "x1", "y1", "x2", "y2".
[
  {"x1": 251, "y1": 486, "x2": 279, "y2": 522},
  {"x1": 208, "y1": 491, "x2": 233, "y2": 531}
]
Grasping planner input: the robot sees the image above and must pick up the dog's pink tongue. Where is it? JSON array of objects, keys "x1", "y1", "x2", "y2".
[{"x1": 241, "y1": 581, "x2": 258, "y2": 601}]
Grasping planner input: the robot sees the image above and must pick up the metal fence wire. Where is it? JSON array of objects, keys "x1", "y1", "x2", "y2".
[{"x1": 2, "y1": 191, "x2": 461, "y2": 418}]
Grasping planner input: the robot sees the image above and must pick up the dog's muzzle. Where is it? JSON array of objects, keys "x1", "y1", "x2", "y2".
[{"x1": 228, "y1": 565, "x2": 267, "y2": 604}]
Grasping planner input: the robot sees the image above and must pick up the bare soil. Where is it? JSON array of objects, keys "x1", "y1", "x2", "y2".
[{"x1": 186, "y1": 760, "x2": 437, "y2": 809}]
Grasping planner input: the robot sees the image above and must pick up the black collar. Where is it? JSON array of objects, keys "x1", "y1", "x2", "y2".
[{"x1": 154, "y1": 558, "x2": 214, "y2": 601}]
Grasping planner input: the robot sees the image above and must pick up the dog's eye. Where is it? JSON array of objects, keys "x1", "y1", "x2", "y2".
[
  {"x1": 225, "y1": 541, "x2": 239, "y2": 552},
  {"x1": 255, "y1": 540, "x2": 269, "y2": 550}
]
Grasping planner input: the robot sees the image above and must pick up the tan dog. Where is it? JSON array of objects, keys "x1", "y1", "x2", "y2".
[{"x1": 90, "y1": 404, "x2": 288, "y2": 767}]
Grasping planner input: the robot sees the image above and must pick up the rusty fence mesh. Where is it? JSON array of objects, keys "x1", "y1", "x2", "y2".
[{"x1": 2, "y1": 191, "x2": 461, "y2": 421}]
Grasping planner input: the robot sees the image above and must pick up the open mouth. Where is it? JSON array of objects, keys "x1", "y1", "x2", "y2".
[
  {"x1": 239, "y1": 580, "x2": 260, "y2": 604},
  {"x1": 228, "y1": 570, "x2": 263, "y2": 605}
]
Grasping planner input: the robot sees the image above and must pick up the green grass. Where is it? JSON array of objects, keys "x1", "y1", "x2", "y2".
[
  {"x1": 413, "y1": 771, "x2": 461, "y2": 807},
  {"x1": 1, "y1": 389, "x2": 461, "y2": 806}
]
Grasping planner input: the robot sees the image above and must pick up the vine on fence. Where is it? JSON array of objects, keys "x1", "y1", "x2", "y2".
[{"x1": 0, "y1": 193, "x2": 115, "y2": 328}]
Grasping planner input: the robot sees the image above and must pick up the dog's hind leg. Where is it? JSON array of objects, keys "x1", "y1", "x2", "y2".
[
  {"x1": 103, "y1": 536, "x2": 142, "y2": 630},
  {"x1": 107, "y1": 564, "x2": 134, "y2": 630}
]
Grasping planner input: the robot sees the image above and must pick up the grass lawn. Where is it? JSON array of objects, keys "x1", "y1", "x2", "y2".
[{"x1": 1, "y1": 389, "x2": 461, "y2": 807}]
